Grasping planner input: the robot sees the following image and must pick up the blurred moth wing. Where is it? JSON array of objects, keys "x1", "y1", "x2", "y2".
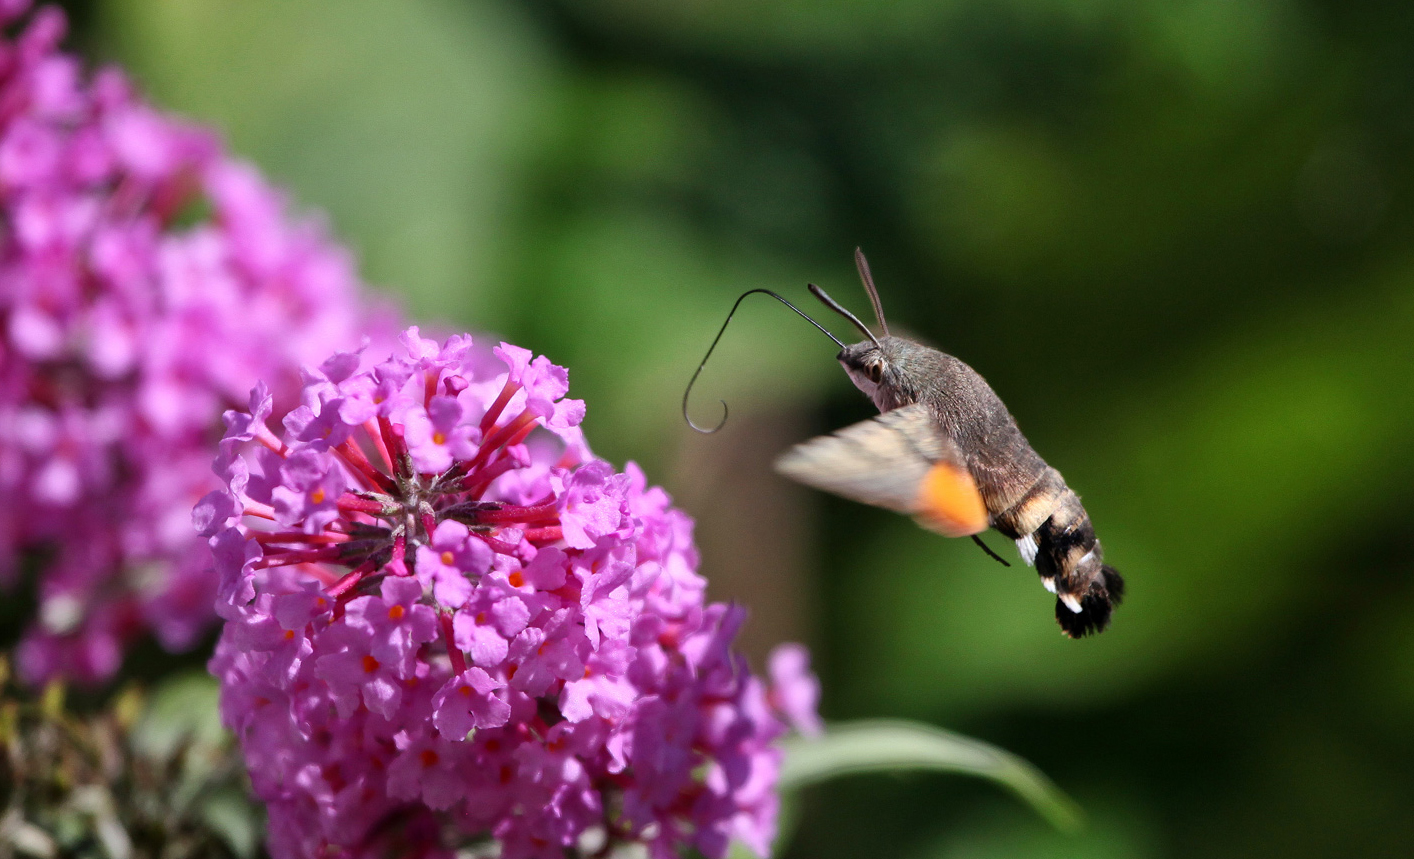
[{"x1": 775, "y1": 403, "x2": 988, "y2": 538}]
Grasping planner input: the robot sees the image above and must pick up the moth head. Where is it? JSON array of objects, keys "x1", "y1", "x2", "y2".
[
  {"x1": 683, "y1": 249, "x2": 902, "y2": 434},
  {"x1": 838, "y1": 337, "x2": 908, "y2": 410}
]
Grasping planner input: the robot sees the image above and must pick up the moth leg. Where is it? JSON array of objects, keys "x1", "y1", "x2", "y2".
[{"x1": 970, "y1": 534, "x2": 1011, "y2": 567}]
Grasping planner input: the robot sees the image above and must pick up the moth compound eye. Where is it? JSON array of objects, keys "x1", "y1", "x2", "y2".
[{"x1": 867, "y1": 362, "x2": 884, "y2": 383}]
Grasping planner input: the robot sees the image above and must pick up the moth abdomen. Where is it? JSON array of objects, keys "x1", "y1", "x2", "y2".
[{"x1": 1032, "y1": 491, "x2": 1124, "y2": 638}]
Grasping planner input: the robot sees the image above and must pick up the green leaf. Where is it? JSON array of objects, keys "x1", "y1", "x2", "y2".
[
  {"x1": 780, "y1": 720, "x2": 1084, "y2": 833},
  {"x1": 132, "y1": 671, "x2": 226, "y2": 761}
]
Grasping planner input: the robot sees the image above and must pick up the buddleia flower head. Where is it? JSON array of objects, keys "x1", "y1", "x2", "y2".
[
  {"x1": 204, "y1": 328, "x2": 819, "y2": 859},
  {"x1": 0, "y1": 1, "x2": 393, "y2": 684}
]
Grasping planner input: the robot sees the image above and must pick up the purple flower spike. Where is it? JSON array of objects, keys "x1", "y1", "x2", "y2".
[
  {"x1": 208, "y1": 330, "x2": 820, "y2": 858},
  {"x1": 0, "y1": 3, "x2": 393, "y2": 686}
]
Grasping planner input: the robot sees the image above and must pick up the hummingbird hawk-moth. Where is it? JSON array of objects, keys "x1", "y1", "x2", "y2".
[{"x1": 683, "y1": 249, "x2": 1125, "y2": 637}]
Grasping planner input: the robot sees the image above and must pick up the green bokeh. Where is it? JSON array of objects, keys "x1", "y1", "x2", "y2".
[{"x1": 65, "y1": 0, "x2": 1414, "y2": 856}]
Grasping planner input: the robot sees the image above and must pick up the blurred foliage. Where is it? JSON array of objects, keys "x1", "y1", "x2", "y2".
[
  {"x1": 0, "y1": 658, "x2": 260, "y2": 858},
  {"x1": 36, "y1": 0, "x2": 1414, "y2": 857},
  {"x1": 779, "y1": 720, "x2": 1083, "y2": 833}
]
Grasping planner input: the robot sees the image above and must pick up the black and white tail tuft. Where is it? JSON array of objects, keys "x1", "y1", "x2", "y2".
[
  {"x1": 1054, "y1": 563, "x2": 1124, "y2": 638},
  {"x1": 1030, "y1": 491, "x2": 1125, "y2": 638}
]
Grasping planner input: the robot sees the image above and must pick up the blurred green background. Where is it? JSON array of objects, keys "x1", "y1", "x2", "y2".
[{"x1": 56, "y1": 0, "x2": 1414, "y2": 857}]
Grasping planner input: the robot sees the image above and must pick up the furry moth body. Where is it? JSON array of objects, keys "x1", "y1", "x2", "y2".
[
  {"x1": 775, "y1": 325, "x2": 1125, "y2": 637},
  {"x1": 685, "y1": 249, "x2": 1124, "y2": 637}
]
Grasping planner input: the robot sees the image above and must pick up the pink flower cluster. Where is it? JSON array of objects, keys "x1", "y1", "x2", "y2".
[
  {"x1": 0, "y1": 3, "x2": 389, "y2": 684},
  {"x1": 203, "y1": 329, "x2": 820, "y2": 859}
]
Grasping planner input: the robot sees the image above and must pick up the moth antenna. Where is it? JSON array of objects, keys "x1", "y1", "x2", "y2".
[
  {"x1": 808, "y1": 283, "x2": 880, "y2": 348},
  {"x1": 684, "y1": 288, "x2": 847, "y2": 434},
  {"x1": 854, "y1": 247, "x2": 889, "y2": 336},
  {"x1": 971, "y1": 534, "x2": 1012, "y2": 568}
]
